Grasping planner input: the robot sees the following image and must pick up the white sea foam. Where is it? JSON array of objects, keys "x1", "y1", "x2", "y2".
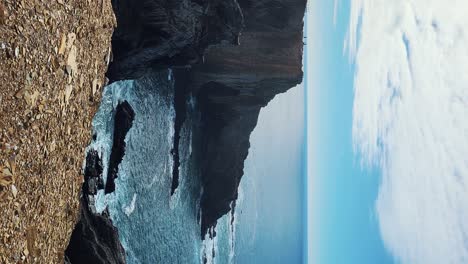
[
  {"x1": 168, "y1": 68, "x2": 173, "y2": 81},
  {"x1": 124, "y1": 193, "x2": 137, "y2": 216},
  {"x1": 228, "y1": 203, "x2": 237, "y2": 264},
  {"x1": 201, "y1": 229, "x2": 218, "y2": 264},
  {"x1": 88, "y1": 80, "x2": 135, "y2": 213}
]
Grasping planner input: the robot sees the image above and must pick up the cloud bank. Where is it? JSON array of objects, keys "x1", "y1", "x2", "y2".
[{"x1": 347, "y1": 1, "x2": 468, "y2": 263}]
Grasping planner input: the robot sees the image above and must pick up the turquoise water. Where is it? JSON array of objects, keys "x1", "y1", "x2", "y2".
[
  {"x1": 86, "y1": 69, "x2": 245, "y2": 263},
  {"x1": 87, "y1": 68, "x2": 306, "y2": 263},
  {"x1": 89, "y1": 71, "x2": 211, "y2": 263}
]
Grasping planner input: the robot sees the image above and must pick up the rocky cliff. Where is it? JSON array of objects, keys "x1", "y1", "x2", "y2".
[
  {"x1": 65, "y1": 151, "x2": 126, "y2": 264},
  {"x1": 107, "y1": 0, "x2": 306, "y2": 236},
  {"x1": 65, "y1": 101, "x2": 135, "y2": 263},
  {"x1": 106, "y1": 0, "x2": 244, "y2": 81},
  {"x1": 193, "y1": 0, "x2": 306, "y2": 235},
  {"x1": 66, "y1": 0, "x2": 306, "y2": 261}
]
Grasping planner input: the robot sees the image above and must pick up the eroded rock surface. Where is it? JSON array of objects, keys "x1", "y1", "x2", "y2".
[
  {"x1": 66, "y1": 101, "x2": 135, "y2": 263},
  {"x1": 105, "y1": 101, "x2": 135, "y2": 194},
  {"x1": 107, "y1": 0, "x2": 244, "y2": 81},
  {"x1": 65, "y1": 151, "x2": 126, "y2": 264},
  {"x1": 193, "y1": 0, "x2": 306, "y2": 235}
]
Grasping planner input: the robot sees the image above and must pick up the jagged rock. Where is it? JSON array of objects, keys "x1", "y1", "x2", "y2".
[
  {"x1": 105, "y1": 100, "x2": 135, "y2": 194},
  {"x1": 66, "y1": 152, "x2": 125, "y2": 263},
  {"x1": 83, "y1": 150, "x2": 103, "y2": 195},
  {"x1": 65, "y1": 196, "x2": 126, "y2": 264},
  {"x1": 65, "y1": 103, "x2": 134, "y2": 263},
  {"x1": 170, "y1": 69, "x2": 191, "y2": 195}
]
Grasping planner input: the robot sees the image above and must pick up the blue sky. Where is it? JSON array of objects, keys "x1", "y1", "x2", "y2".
[
  {"x1": 307, "y1": 1, "x2": 393, "y2": 263},
  {"x1": 233, "y1": 1, "x2": 468, "y2": 263},
  {"x1": 332, "y1": 1, "x2": 468, "y2": 263}
]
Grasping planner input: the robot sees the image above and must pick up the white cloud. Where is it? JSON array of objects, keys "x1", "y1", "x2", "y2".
[
  {"x1": 333, "y1": 0, "x2": 339, "y2": 26},
  {"x1": 347, "y1": 1, "x2": 468, "y2": 263}
]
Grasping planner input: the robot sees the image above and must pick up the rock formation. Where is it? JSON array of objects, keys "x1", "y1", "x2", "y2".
[
  {"x1": 66, "y1": 101, "x2": 134, "y2": 263},
  {"x1": 66, "y1": 0, "x2": 306, "y2": 261},
  {"x1": 194, "y1": 0, "x2": 305, "y2": 234},
  {"x1": 107, "y1": 0, "x2": 306, "y2": 236},
  {"x1": 107, "y1": 0, "x2": 244, "y2": 81},
  {"x1": 105, "y1": 101, "x2": 136, "y2": 194},
  {"x1": 65, "y1": 151, "x2": 126, "y2": 264}
]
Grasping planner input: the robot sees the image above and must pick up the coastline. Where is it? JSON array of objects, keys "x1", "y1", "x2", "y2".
[{"x1": 1, "y1": 0, "x2": 307, "y2": 262}]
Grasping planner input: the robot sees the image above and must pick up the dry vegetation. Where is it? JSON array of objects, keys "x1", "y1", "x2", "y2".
[{"x1": 0, "y1": 0, "x2": 115, "y2": 262}]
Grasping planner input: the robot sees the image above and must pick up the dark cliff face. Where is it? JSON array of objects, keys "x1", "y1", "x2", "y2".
[
  {"x1": 67, "y1": 0, "x2": 305, "y2": 261},
  {"x1": 65, "y1": 199, "x2": 126, "y2": 264},
  {"x1": 194, "y1": 0, "x2": 306, "y2": 235},
  {"x1": 106, "y1": 0, "x2": 305, "y2": 236},
  {"x1": 108, "y1": 0, "x2": 305, "y2": 237},
  {"x1": 107, "y1": 0, "x2": 244, "y2": 81},
  {"x1": 65, "y1": 101, "x2": 135, "y2": 263},
  {"x1": 65, "y1": 151, "x2": 126, "y2": 264}
]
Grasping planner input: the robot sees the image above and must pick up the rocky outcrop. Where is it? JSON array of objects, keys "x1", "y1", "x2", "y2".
[
  {"x1": 65, "y1": 151, "x2": 126, "y2": 264},
  {"x1": 171, "y1": 69, "x2": 191, "y2": 195},
  {"x1": 105, "y1": 101, "x2": 135, "y2": 194},
  {"x1": 65, "y1": 198, "x2": 125, "y2": 264},
  {"x1": 65, "y1": 101, "x2": 135, "y2": 263}
]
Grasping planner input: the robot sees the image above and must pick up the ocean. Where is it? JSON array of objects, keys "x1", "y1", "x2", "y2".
[
  {"x1": 85, "y1": 70, "x2": 235, "y2": 263},
  {"x1": 82, "y1": 68, "x2": 305, "y2": 263}
]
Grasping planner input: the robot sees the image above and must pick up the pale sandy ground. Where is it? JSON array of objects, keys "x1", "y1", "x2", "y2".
[{"x1": 0, "y1": 0, "x2": 115, "y2": 262}]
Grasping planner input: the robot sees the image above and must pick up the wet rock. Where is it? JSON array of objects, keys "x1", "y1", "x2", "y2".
[
  {"x1": 65, "y1": 150, "x2": 125, "y2": 263},
  {"x1": 105, "y1": 100, "x2": 135, "y2": 194},
  {"x1": 65, "y1": 96, "x2": 134, "y2": 264},
  {"x1": 65, "y1": 195, "x2": 126, "y2": 264},
  {"x1": 170, "y1": 68, "x2": 190, "y2": 195}
]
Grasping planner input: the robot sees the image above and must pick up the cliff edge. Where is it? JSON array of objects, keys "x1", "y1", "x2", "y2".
[
  {"x1": 106, "y1": 0, "x2": 306, "y2": 236},
  {"x1": 0, "y1": 1, "x2": 115, "y2": 262}
]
